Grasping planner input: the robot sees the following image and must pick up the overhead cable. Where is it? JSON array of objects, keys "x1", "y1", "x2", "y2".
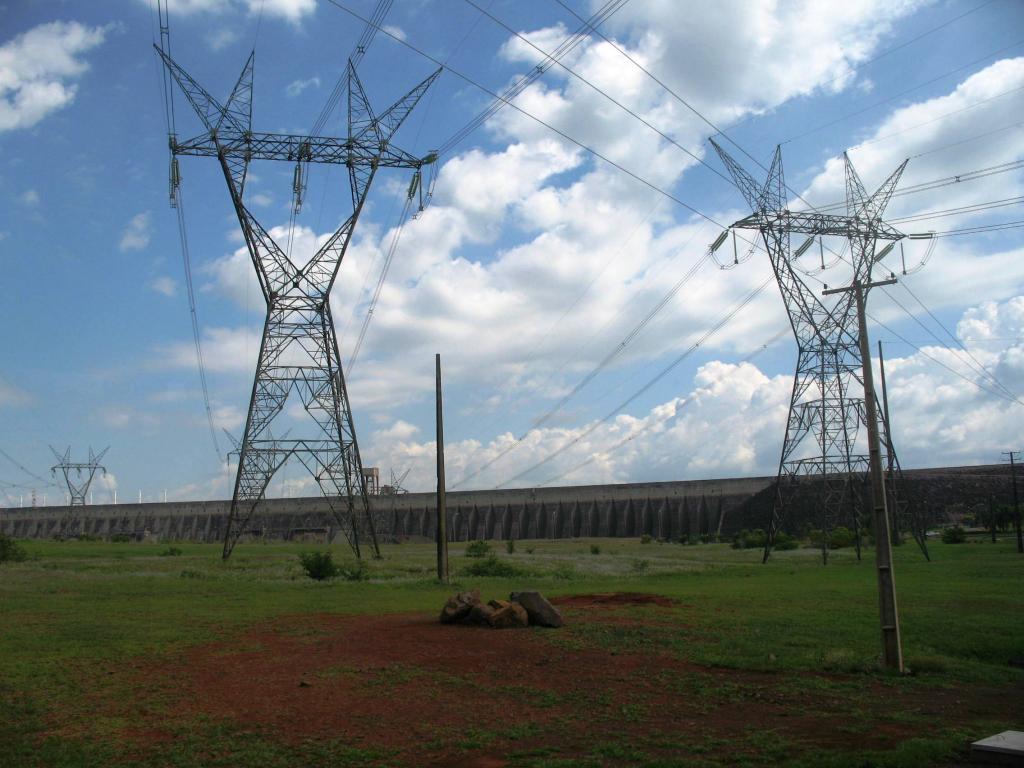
[{"x1": 493, "y1": 276, "x2": 774, "y2": 489}]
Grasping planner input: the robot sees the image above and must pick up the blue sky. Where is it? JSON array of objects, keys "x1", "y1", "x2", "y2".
[{"x1": 1, "y1": 0, "x2": 1023, "y2": 505}]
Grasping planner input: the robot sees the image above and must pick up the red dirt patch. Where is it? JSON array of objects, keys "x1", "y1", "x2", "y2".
[{"x1": 77, "y1": 606, "x2": 1018, "y2": 766}]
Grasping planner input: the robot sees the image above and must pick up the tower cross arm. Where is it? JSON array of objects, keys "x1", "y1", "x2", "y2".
[
  {"x1": 730, "y1": 211, "x2": 904, "y2": 241},
  {"x1": 172, "y1": 131, "x2": 432, "y2": 169}
]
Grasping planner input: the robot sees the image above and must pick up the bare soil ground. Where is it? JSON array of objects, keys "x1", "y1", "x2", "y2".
[{"x1": 71, "y1": 593, "x2": 1017, "y2": 767}]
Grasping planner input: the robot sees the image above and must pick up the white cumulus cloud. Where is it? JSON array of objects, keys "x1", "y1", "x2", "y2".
[
  {"x1": 0, "y1": 21, "x2": 108, "y2": 132},
  {"x1": 120, "y1": 212, "x2": 152, "y2": 252}
]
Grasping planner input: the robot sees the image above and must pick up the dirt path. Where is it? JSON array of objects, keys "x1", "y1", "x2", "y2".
[{"x1": 76, "y1": 594, "x2": 1018, "y2": 766}]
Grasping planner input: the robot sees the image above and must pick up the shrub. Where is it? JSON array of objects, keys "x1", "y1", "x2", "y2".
[
  {"x1": 941, "y1": 526, "x2": 967, "y2": 544},
  {"x1": 809, "y1": 527, "x2": 857, "y2": 550},
  {"x1": 0, "y1": 534, "x2": 27, "y2": 564},
  {"x1": 525, "y1": 546, "x2": 535, "y2": 555},
  {"x1": 298, "y1": 551, "x2": 339, "y2": 581},
  {"x1": 337, "y1": 560, "x2": 370, "y2": 581},
  {"x1": 589, "y1": 544, "x2": 601, "y2": 555},
  {"x1": 773, "y1": 532, "x2": 799, "y2": 551},
  {"x1": 640, "y1": 534, "x2": 652, "y2": 544},
  {"x1": 830, "y1": 526, "x2": 857, "y2": 549},
  {"x1": 630, "y1": 558, "x2": 649, "y2": 574},
  {"x1": 461, "y1": 555, "x2": 524, "y2": 578},
  {"x1": 110, "y1": 533, "x2": 132, "y2": 543},
  {"x1": 677, "y1": 534, "x2": 690, "y2": 545},
  {"x1": 732, "y1": 528, "x2": 768, "y2": 550},
  {"x1": 159, "y1": 546, "x2": 183, "y2": 557},
  {"x1": 505, "y1": 539, "x2": 515, "y2": 554},
  {"x1": 465, "y1": 540, "x2": 492, "y2": 558}
]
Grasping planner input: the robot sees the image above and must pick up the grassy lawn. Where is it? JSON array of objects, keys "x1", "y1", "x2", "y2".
[{"x1": 1, "y1": 536, "x2": 1021, "y2": 767}]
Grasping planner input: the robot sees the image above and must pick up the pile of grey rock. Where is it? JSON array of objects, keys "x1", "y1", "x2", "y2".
[{"x1": 440, "y1": 589, "x2": 564, "y2": 629}]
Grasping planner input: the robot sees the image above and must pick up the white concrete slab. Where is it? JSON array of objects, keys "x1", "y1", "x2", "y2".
[{"x1": 972, "y1": 731, "x2": 1024, "y2": 765}]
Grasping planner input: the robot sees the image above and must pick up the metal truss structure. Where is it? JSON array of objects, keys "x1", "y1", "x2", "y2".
[
  {"x1": 711, "y1": 141, "x2": 928, "y2": 562},
  {"x1": 158, "y1": 47, "x2": 440, "y2": 559},
  {"x1": 50, "y1": 446, "x2": 108, "y2": 537}
]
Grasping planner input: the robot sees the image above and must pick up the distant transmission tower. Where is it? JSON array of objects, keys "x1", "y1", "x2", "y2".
[
  {"x1": 50, "y1": 446, "x2": 108, "y2": 538},
  {"x1": 711, "y1": 142, "x2": 928, "y2": 562},
  {"x1": 157, "y1": 46, "x2": 440, "y2": 560}
]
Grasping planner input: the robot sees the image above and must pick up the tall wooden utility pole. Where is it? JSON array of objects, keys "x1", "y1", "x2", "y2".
[
  {"x1": 1003, "y1": 451, "x2": 1022, "y2": 554},
  {"x1": 435, "y1": 354, "x2": 449, "y2": 583},
  {"x1": 877, "y1": 340, "x2": 900, "y2": 542},
  {"x1": 824, "y1": 278, "x2": 903, "y2": 672}
]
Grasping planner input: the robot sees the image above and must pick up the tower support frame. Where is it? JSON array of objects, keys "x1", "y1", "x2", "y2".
[
  {"x1": 158, "y1": 46, "x2": 440, "y2": 559},
  {"x1": 711, "y1": 142, "x2": 928, "y2": 561}
]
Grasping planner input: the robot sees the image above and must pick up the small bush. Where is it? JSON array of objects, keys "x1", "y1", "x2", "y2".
[
  {"x1": 829, "y1": 526, "x2": 856, "y2": 549},
  {"x1": 589, "y1": 544, "x2": 601, "y2": 555},
  {"x1": 630, "y1": 558, "x2": 649, "y2": 574},
  {"x1": 337, "y1": 560, "x2": 370, "y2": 581},
  {"x1": 809, "y1": 527, "x2": 857, "y2": 550},
  {"x1": 505, "y1": 539, "x2": 515, "y2": 554},
  {"x1": 640, "y1": 534, "x2": 652, "y2": 544},
  {"x1": 462, "y1": 555, "x2": 524, "y2": 578},
  {"x1": 773, "y1": 532, "x2": 799, "y2": 551},
  {"x1": 298, "y1": 551, "x2": 339, "y2": 581},
  {"x1": 159, "y1": 546, "x2": 183, "y2": 557},
  {"x1": 110, "y1": 533, "x2": 132, "y2": 543},
  {"x1": 677, "y1": 534, "x2": 690, "y2": 545},
  {"x1": 0, "y1": 535, "x2": 27, "y2": 564},
  {"x1": 732, "y1": 528, "x2": 768, "y2": 550},
  {"x1": 525, "y1": 546, "x2": 535, "y2": 555},
  {"x1": 465, "y1": 540, "x2": 492, "y2": 558},
  {"x1": 941, "y1": 526, "x2": 967, "y2": 544}
]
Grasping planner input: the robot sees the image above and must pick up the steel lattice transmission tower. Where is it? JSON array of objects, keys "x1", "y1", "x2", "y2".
[
  {"x1": 711, "y1": 141, "x2": 928, "y2": 561},
  {"x1": 50, "y1": 446, "x2": 108, "y2": 537},
  {"x1": 158, "y1": 47, "x2": 440, "y2": 560}
]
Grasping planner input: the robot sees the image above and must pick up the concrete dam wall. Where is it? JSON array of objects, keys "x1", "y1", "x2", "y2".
[
  {"x1": 0, "y1": 465, "x2": 1010, "y2": 543},
  {"x1": 1, "y1": 476, "x2": 773, "y2": 543}
]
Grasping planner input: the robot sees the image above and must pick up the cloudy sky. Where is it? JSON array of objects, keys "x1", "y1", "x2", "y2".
[{"x1": 1, "y1": 0, "x2": 1023, "y2": 505}]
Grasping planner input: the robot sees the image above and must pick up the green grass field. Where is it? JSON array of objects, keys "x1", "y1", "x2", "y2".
[{"x1": 1, "y1": 536, "x2": 1021, "y2": 767}]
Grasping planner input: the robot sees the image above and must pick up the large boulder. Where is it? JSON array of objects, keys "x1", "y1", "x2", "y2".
[
  {"x1": 510, "y1": 591, "x2": 564, "y2": 628},
  {"x1": 440, "y1": 589, "x2": 481, "y2": 624},
  {"x1": 489, "y1": 600, "x2": 529, "y2": 629},
  {"x1": 466, "y1": 602, "x2": 496, "y2": 627}
]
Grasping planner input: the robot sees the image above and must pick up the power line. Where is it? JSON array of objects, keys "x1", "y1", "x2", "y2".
[
  {"x1": 154, "y1": 0, "x2": 222, "y2": 463},
  {"x1": 780, "y1": 36, "x2": 1024, "y2": 145},
  {"x1": 847, "y1": 83, "x2": 1024, "y2": 154},
  {"x1": 870, "y1": 313, "x2": 1024, "y2": 407},
  {"x1": 798, "y1": 158, "x2": 1024, "y2": 214},
  {"x1": 536, "y1": 326, "x2": 789, "y2": 487},
  {"x1": 322, "y1": 0, "x2": 727, "y2": 228},
  {"x1": 493, "y1": 275, "x2": 774, "y2": 489},
  {"x1": 463, "y1": 0, "x2": 736, "y2": 187},
  {"x1": 436, "y1": 0, "x2": 630, "y2": 158},
  {"x1": 348, "y1": 192, "x2": 415, "y2": 371},
  {"x1": 930, "y1": 219, "x2": 1024, "y2": 237},
  {"x1": 896, "y1": 281, "x2": 1023, "y2": 405},
  {"x1": 888, "y1": 195, "x2": 1024, "y2": 225},
  {"x1": 0, "y1": 448, "x2": 56, "y2": 487},
  {"x1": 310, "y1": 0, "x2": 394, "y2": 138},
  {"x1": 450, "y1": 245, "x2": 716, "y2": 490},
  {"x1": 911, "y1": 120, "x2": 1024, "y2": 159},
  {"x1": 713, "y1": 0, "x2": 999, "y2": 137},
  {"x1": 454, "y1": 191, "x2": 669, "y2": 446}
]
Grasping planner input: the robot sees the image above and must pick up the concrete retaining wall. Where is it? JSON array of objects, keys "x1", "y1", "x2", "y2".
[
  {"x1": 0, "y1": 476, "x2": 772, "y2": 542},
  {"x1": 1, "y1": 465, "x2": 1009, "y2": 542}
]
